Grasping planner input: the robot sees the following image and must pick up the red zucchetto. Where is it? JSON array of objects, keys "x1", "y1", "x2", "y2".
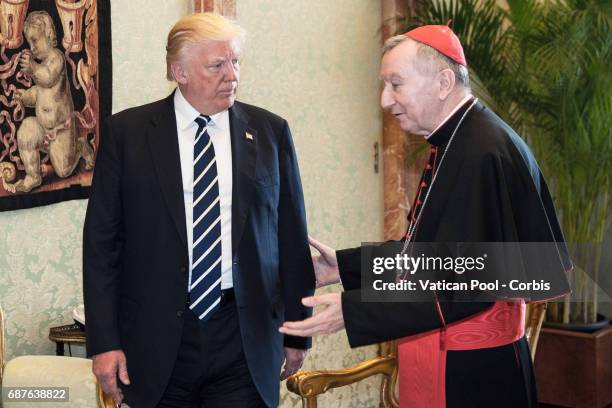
[{"x1": 404, "y1": 22, "x2": 467, "y2": 66}]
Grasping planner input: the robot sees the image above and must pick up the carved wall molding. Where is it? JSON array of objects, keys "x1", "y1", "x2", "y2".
[
  {"x1": 193, "y1": 0, "x2": 235, "y2": 17},
  {"x1": 379, "y1": 1, "x2": 429, "y2": 404}
]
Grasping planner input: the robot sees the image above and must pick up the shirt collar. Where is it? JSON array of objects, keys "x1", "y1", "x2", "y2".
[
  {"x1": 173, "y1": 87, "x2": 228, "y2": 132},
  {"x1": 426, "y1": 94, "x2": 474, "y2": 147}
]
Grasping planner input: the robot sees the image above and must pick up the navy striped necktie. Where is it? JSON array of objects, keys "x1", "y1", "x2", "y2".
[{"x1": 189, "y1": 114, "x2": 222, "y2": 321}]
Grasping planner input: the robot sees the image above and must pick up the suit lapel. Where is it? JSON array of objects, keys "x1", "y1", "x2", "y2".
[
  {"x1": 147, "y1": 93, "x2": 188, "y2": 248},
  {"x1": 229, "y1": 102, "x2": 257, "y2": 256}
]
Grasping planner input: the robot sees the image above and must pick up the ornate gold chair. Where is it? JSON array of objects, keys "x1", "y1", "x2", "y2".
[
  {"x1": 287, "y1": 302, "x2": 547, "y2": 408},
  {"x1": 0, "y1": 305, "x2": 114, "y2": 408}
]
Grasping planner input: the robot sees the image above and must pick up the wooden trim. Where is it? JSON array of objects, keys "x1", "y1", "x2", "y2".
[
  {"x1": 193, "y1": 0, "x2": 236, "y2": 17},
  {"x1": 541, "y1": 325, "x2": 612, "y2": 339}
]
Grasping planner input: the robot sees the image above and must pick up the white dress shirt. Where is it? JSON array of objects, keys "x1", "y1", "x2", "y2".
[{"x1": 174, "y1": 88, "x2": 233, "y2": 289}]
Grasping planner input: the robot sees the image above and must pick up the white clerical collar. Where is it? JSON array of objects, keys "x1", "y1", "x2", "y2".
[
  {"x1": 426, "y1": 94, "x2": 473, "y2": 139},
  {"x1": 173, "y1": 87, "x2": 228, "y2": 131}
]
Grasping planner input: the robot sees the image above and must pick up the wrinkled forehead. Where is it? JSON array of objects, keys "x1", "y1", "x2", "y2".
[
  {"x1": 190, "y1": 38, "x2": 242, "y2": 60},
  {"x1": 379, "y1": 45, "x2": 417, "y2": 81}
]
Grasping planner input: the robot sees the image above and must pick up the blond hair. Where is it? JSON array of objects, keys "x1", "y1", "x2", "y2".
[{"x1": 166, "y1": 13, "x2": 246, "y2": 81}]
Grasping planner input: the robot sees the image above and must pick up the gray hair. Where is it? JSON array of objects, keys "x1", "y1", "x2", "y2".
[{"x1": 382, "y1": 34, "x2": 470, "y2": 89}]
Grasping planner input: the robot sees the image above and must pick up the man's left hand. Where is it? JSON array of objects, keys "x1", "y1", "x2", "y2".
[
  {"x1": 280, "y1": 347, "x2": 307, "y2": 380},
  {"x1": 279, "y1": 293, "x2": 345, "y2": 337}
]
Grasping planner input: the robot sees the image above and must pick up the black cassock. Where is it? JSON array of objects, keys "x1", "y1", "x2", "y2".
[{"x1": 337, "y1": 99, "x2": 571, "y2": 408}]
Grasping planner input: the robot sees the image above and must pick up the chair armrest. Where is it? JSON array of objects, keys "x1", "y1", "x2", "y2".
[
  {"x1": 97, "y1": 383, "x2": 116, "y2": 408},
  {"x1": 287, "y1": 356, "x2": 396, "y2": 398}
]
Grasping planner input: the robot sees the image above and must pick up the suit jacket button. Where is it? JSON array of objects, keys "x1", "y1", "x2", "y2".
[
  {"x1": 177, "y1": 310, "x2": 183, "y2": 318},
  {"x1": 180, "y1": 266, "x2": 187, "y2": 274}
]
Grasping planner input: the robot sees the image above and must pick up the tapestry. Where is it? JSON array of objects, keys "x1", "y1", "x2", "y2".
[{"x1": 0, "y1": 0, "x2": 111, "y2": 211}]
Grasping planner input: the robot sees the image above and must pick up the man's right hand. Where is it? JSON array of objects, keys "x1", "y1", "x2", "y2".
[
  {"x1": 309, "y1": 236, "x2": 340, "y2": 288},
  {"x1": 92, "y1": 349, "x2": 130, "y2": 405}
]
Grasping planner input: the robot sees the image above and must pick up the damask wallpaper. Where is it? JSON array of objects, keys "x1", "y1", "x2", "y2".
[
  {"x1": 236, "y1": 1, "x2": 384, "y2": 406},
  {"x1": 0, "y1": 0, "x2": 383, "y2": 406}
]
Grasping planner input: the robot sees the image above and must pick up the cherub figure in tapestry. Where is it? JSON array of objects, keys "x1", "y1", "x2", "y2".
[{"x1": 4, "y1": 11, "x2": 93, "y2": 193}]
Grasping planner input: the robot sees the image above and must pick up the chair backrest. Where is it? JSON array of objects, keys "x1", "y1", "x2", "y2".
[
  {"x1": 525, "y1": 302, "x2": 547, "y2": 360},
  {"x1": 0, "y1": 304, "x2": 114, "y2": 408}
]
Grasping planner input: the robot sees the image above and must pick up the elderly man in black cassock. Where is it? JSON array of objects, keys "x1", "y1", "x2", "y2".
[{"x1": 280, "y1": 24, "x2": 570, "y2": 408}]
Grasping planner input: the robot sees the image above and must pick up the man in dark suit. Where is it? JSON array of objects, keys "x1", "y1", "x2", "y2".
[{"x1": 83, "y1": 12, "x2": 315, "y2": 408}]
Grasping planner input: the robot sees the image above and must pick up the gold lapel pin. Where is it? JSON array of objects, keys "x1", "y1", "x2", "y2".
[{"x1": 246, "y1": 132, "x2": 254, "y2": 141}]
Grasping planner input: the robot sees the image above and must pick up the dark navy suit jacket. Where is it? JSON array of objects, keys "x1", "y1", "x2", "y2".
[{"x1": 83, "y1": 93, "x2": 315, "y2": 407}]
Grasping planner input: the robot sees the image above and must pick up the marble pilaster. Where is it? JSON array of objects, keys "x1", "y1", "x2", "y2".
[{"x1": 381, "y1": 0, "x2": 427, "y2": 241}]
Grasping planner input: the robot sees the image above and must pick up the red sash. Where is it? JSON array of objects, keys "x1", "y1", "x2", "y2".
[{"x1": 397, "y1": 300, "x2": 525, "y2": 408}]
